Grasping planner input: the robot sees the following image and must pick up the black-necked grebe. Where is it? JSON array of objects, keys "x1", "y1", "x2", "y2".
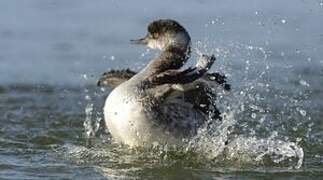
[{"x1": 98, "y1": 19, "x2": 230, "y2": 147}]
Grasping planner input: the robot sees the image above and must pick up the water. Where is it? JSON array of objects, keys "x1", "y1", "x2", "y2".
[{"x1": 1, "y1": 0, "x2": 323, "y2": 179}]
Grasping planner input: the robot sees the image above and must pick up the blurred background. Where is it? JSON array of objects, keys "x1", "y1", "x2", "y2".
[
  {"x1": 0, "y1": 0, "x2": 322, "y2": 86},
  {"x1": 0, "y1": 0, "x2": 322, "y2": 179}
]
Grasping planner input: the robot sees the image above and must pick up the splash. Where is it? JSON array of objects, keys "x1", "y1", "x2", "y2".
[
  {"x1": 83, "y1": 87, "x2": 102, "y2": 145},
  {"x1": 79, "y1": 36, "x2": 308, "y2": 170},
  {"x1": 188, "y1": 41, "x2": 305, "y2": 169},
  {"x1": 185, "y1": 109, "x2": 304, "y2": 169},
  {"x1": 226, "y1": 136, "x2": 303, "y2": 169},
  {"x1": 186, "y1": 111, "x2": 235, "y2": 159}
]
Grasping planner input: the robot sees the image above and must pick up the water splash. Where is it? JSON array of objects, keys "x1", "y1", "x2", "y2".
[
  {"x1": 78, "y1": 35, "x2": 309, "y2": 170},
  {"x1": 183, "y1": 99, "x2": 304, "y2": 169},
  {"x1": 190, "y1": 40, "x2": 306, "y2": 168},
  {"x1": 186, "y1": 111, "x2": 235, "y2": 159},
  {"x1": 226, "y1": 136, "x2": 303, "y2": 169},
  {"x1": 83, "y1": 88, "x2": 102, "y2": 146}
]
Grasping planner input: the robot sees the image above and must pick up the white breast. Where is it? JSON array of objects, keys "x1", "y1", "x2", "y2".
[
  {"x1": 104, "y1": 83, "x2": 178, "y2": 147},
  {"x1": 104, "y1": 81, "x2": 205, "y2": 147}
]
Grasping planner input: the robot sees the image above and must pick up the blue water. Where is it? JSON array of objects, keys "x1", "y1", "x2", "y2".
[{"x1": 0, "y1": 0, "x2": 322, "y2": 179}]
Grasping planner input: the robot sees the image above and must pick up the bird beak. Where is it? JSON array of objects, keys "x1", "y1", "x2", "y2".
[{"x1": 130, "y1": 35, "x2": 150, "y2": 45}]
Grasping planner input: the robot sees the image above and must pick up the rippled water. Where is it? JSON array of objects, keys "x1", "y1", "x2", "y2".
[{"x1": 1, "y1": 0, "x2": 323, "y2": 179}]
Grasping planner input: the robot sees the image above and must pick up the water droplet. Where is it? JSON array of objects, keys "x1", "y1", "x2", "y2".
[
  {"x1": 299, "y1": 80, "x2": 310, "y2": 87},
  {"x1": 84, "y1": 103, "x2": 97, "y2": 138},
  {"x1": 85, "y1": 104, "x2": 93, "y2": 115},
  {"x1": 299, "y1": 109, "x2": 306, "y2": 117},
  {"x1": 211, "y1": 20, "x2": 215, "y2": 24},
  {"x1": 247, "y1": 46, "x2": 253, "y2": 50},
  {"x1": 200, "y1": 104, "x2": 207, "y2": 108},
  {"x1": 110, "y1": 56, "x2": 115, "y2": 60},
  {"x1": 259, "y1": 116, "x2": 266, "y2": 123},
  {"x1": 251, "y1": 113, "x2": 256, "y2": 119},
  {"x1": 240, "y1": 104, "x2": 245, "y2": 111},
  {"x1": 254, "y1": 11, "x2": 259, "y2": 15},
  {"x1": 281, "y1": 19, "x2": 286, "y2": 24},
  {"x1": 85, "y1": 95, "x2": 91, "y2": 101}
]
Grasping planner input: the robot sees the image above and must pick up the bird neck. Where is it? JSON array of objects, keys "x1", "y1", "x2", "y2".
[{"x1": 145, "y1": 44, "x2": 191, "y2": 75}]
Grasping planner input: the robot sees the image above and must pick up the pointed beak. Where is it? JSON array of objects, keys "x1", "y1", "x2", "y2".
[{"x1": 130, "y1": 35, "x2": 150, "y2": 45}]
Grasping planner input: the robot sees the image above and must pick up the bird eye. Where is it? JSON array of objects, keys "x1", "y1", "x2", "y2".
[{"x1": 153, "y1": 32, "x2": 159, "y2": 39}]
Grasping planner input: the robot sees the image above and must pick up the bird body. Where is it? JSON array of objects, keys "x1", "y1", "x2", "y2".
[{"x1": 99, "y1": 19, "x2": 229, "y2": 147}]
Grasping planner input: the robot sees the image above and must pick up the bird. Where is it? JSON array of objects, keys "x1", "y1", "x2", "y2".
[{"x1": 97, "y1": 19, "x2": 230, "y2": 147}]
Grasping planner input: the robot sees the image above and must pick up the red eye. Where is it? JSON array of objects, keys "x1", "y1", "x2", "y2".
[{"x1": 153, "y1": 32, "x2": 159, "y2": 38}]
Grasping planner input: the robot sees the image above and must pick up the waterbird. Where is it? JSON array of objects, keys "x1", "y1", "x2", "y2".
[{"x1": 97, "y1": 19, "x2": 230, "y2": 147}]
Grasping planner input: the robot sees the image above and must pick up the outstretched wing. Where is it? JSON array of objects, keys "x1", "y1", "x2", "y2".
[
  {"x1": 96, "y1": 69, "x2": 136, "y2": 88},
  {"x1": 97, "y1": 60, "x2": 230, "y2": 90},
  {"x1": 97, "y1": 70, "x2": 230, "y2": 91},
  {"x1": 148, "y1": 54, "x2": 216, "y2": 85}
]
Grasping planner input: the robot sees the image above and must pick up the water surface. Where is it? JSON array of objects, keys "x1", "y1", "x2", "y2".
[{"x1": 0, "y1": 0, "x2": 322, "y2": 179}]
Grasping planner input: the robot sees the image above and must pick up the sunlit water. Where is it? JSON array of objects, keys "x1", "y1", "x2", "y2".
[{"x1": 1, "y1": 0, "x2": 323, "y2": 179}]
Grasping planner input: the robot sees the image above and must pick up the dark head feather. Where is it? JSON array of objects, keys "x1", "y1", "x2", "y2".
[{"x1": 148, "y1": 19, "x2": 189, "y2": 36}]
